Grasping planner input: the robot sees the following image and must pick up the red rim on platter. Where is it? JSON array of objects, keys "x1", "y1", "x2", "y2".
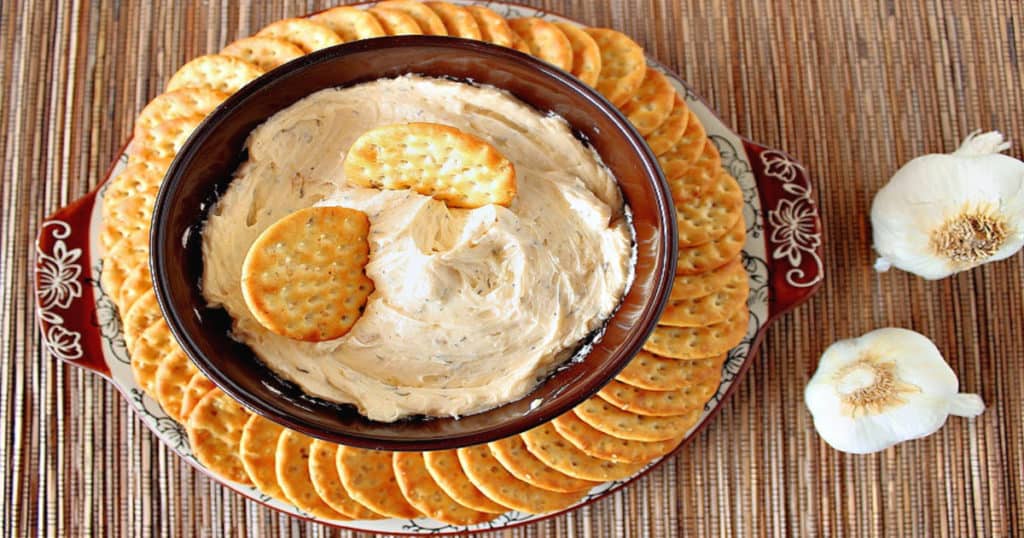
[{"x1": 32, "y1": 1, "x2": 823, "y2": 534}]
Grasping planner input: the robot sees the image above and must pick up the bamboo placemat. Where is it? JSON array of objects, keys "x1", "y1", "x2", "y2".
[{"x1": 3, "y1": 1, "x2": 1023, "y2": 536}]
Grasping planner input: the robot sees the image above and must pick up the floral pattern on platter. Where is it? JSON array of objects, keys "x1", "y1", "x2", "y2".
[{"x1": 29, "y1": 1, "x2": 822, "y2": 535}]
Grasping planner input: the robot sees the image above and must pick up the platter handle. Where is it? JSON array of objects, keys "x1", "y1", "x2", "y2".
[
  {"x1": 744, "y1": 141, "x2": 825, "y2": 317},
  {"x1": 34, "y1": 189, "x2": 111, "y2": 377}
]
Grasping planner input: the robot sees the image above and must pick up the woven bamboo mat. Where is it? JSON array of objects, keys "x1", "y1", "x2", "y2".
[{"x1": 3, "y1": 1, "x2": 1023, "y2": 536}]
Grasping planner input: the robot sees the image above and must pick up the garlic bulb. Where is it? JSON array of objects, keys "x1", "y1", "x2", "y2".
[
  {"x1": 804, "y1": 328, "x2": 984, "y2": 454},
  {"x1": 871, "y1": 130, "x2": 1024, "y2": 279}
]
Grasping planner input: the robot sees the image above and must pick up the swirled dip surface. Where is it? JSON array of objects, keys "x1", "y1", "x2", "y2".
[{"x1": 202, "y1": 76, "x2": 633, "y2": 422}]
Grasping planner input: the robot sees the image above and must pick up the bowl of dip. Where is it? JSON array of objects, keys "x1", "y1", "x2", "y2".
[{"x1": 151, "y1": 36, "x2": 677, "y2": 450}]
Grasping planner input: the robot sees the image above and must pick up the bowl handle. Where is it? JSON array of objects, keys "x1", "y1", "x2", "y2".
[
  {"x1": 743, "y1": 140, "x2": 824, "y2": 317},
  {"x1": 34, "y1": 189, "x2": 111, "y2": 377}
]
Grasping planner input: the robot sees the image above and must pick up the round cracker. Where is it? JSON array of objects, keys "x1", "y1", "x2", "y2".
[
  {"x1": 694, "y1": 136, "x2": 723, "y2": 179},
  {"x1": 116, "y1": 262, "x2": 151, "y2": 315},
  {"x1": 584, "y1": 28, "x2": 645, "y2": 107},
  {"x1": 153, "y1": 347, "x2": 197, "y2": 422},
  {"x1": 309, "y1": 440, "x2": 383, "y2": 519},
  {"x1": 256, "y1": 18, "x2": 343, "y2": 53},
  {"x1": 130, "y1": 113, "x2": 205, "y2": 161},
  {"x1": 276, "y1": 430, "x2": 349, "y2": 520},
  {"x1": 422, "y1": 450, "x2": 508, "y2": 514},
  {"x1": 221, "y1": 36, "x2": 305, "y2": 72},
  {"x1": 393, "y1": 452, "x2": 495, "y2": 525},
  {"x1": 133, "y1": 88, "x2": 227, "y2": 141},
  {"x1": 336, "y1": 446, "x2": 421, "y2": 519},
  {"x1": 671, "y1": 256, "x2": 746, "y2": 299},
  {"x1": 645, "y1": 94, "x2": 689, "y2": 156},
  {"x1": 675, "y1": 170, "x2": 744, "y2": 248},
  {"x1": 508, "y1": 18, "x2": 573, "y2": 72},
  {"x1": 677, "y1": 215, "x2": 747, "y2": 275},
  {"x1": 598, "y1": 378, "x2": 721, "y2": 417},
  {"x1": 645, "y1": 306, "x2": 750, "y2": 360},
  {"x1": 552, "y1": 411, "x2": 684, "y2": 463},
  {"x1": 102, "y1": 185, "x2": 158, "y2": 259},
  {"x1": 466, "y1": 6, "x2": 517, "y2": 48},
  {"x1": 311, "y1": 6, "x2": 387, "y2": 41},
  {"x1": 620, "y1": 68, "x2": 675, "y2": 136},
  {"x1": 658, "y1": 109, "x2": 707, "y2": 173},
  {"x1": 425, "y1": 2, "x2": 481, "y2": 39},
  {"x1": 573, "y1": 398, "x2": 700, "y2": 442},
  {"x1": 240, "y1": 206, "x2": 374, "y2": 342},
  {"x1": 520, "y1": 423, "x2": 645, "y2": 481},
  {"x1": 660, "y1": 263, "x2": 749, "y2": 327},
  {"x1": 488, "y1": 435, "x2": 599, "y2": 493},
  {"x1": 100, "y1": 228, "x2": 148, "y2": 307},
  {"x1": 617, "y1": 351, "x2": 725, "y2": 391},
  {"x1": 376, "y1": 0, "x2": 447, "y2": 35},
  {"x1": 456, "y1": 445, "x2": 585, "y2": 514},
  {"x1": 369, "y1": 6, "x2": 424, "y2": 35},
  {"x1": 165, "y1": 54, "x2": 263, "y2": 94},
  {"x1": 120, "y1": 289, "x2": 161, "y2": 356},
  {"x1": 186, "y1": 389, "x2": 252, "y2": 485},
  {"x1": 552, "y1": 22, "x2": 602, "y2": 87},
  {"x1": 239, "y1": 414, "x2": 288, "y2": 503},
  {"x1": 180, "y1": 371, "x2": 216, "y2": 422},
  {"x1": 665, "y1": 160, "x2": 715, "y2": 208},
  {"x1": 130, "y1": 318, "x2": 177, "y2": 397}
]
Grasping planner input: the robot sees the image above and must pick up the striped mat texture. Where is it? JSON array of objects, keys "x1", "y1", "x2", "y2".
[{"x1": 2, "y1": 1, "x2": 1023, "y2": 536}]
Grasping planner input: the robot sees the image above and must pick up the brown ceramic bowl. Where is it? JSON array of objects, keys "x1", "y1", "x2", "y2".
[{"x1": 151, "y1": 37, "x2": 676, "y2": 451}]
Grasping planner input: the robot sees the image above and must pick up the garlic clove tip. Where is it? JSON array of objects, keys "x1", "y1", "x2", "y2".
[
  {"x1": 953, "y1": 130, "x2": 1011, "y2": 157},
  {"x1": 948, "y1": 393, "x2": 985, "y2": 417},
  {"x1": 873, "y1": 257, "x2": 892, "y2": 272}
]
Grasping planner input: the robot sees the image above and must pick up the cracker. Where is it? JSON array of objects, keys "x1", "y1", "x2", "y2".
[
  {"x1": 645, "y1": 306, "x2": 750, "y2": 360},
  {"x1": 456, "y1": 445, "x2": 585, "y2": 514},
  {"x1": 508, "y1": 18, "x2": 573, "y2": 72},
  {"x1": 180, "y1": 371, "x2": 216, "y2": 421},
  {"x1": 552, "y1": 410, "x2": 683, "y2": 463},
  {"x1": 100, "y1": 228, "x2": 148, "y2": 307},
  {"x1": 153, "y1": 347, "x2": 197, "y2": 422},
  {"x1": 369, "y1": 6, "x2": 423, "y2": 35},
  {"x1": 116, "y1": 262, "x2": 151, "y2": 316},
  {"x1": 101, "y1": 191, "x2": 155, "y2": 272},
  {"x1": 488, "y1": 435, "x2": 600, "y2": 493},
  {"x1": 336, "y1": 446, "x2": 421, "y2": 519},
  {"x1": 165, "y1": 54, "x2": 263, "y2": 94},
  {"x1": 186, "y1": 389, "x2": 252, "y2": 485},
  {"x1": 658, "y1": 110, "x2": 707, "y2": 173},
  {"x1": 645, "y1": 94, "x2": 689, "y2": 156},
  {"x1": 617, "y1": 351, "x2": 725, "y2": 391},
  {"x1": 425, "y1": 2, "x2": 482, "y2": 40},
  {"x1": 573, "y1": 398, "x2": 700, "y2": 442},
  {"x1": 130, "y1": 113, "x2": 205, "y2": 161},
  {"x1": 221, "y1": 36, "x2": 305, "y2": 72},
  {"x1": 393, "y1": 452, "x2": 495, "y2": 525},
  {"x1": 239, "y1": 414, "x2": 288, "y2": 503},
  {"x1": 376, "y1": 1, "x2": 447, "y2": 35},
  {"x1": 240, "y1": 206, "x2": 374, "y2": 342},
  {"x1": 130, "y1": 319, "x2": 176, "y2": 397},
  {"x1": 422, "y1": 450, "x2": 508, "y2": 514},
  {"x1": 660, "y1": 262, "x2": 749, "y2": 327},
  {"x1": 276, "y1": 430, "x2": 349, "y2": 520},
  {"x1": 671, "y1": 256, "x2": 746, "y2": 300},
  {"x1": 256, "y1": 18, "x2": 343, "y2": 53},
  {"x1": 120, "y1": 289, "x2": 161, "y2": 356},
  {"x1": 466, "y1": 6, "x2": 518, "y2": 48},
  {"x1": 345, "y1": 122, "x2": 516, "y2": 208},
  {"x1": 665, "y1": 160, "x2": 714, "y2": 208},
  {"x1": 552, "y1": 22, "x2": 602, "y2": 87},
  {"x1": 620, "y1": 68, "x2": 674, "y2": 136},
  {"x1": 311, "y1": 6, "x2": 387, "y2": 41},
  {"x1": 133, "y1": 88, "x2": 228, "y2": 141},
  {"x1": 677, "y1": 215, "x2": 747, "y2": 275},
  {"x1": 675, "y1": 170, "x2": 744, "y2": 248},
  {"x1": 598, "y1": 378, "x2": 720, "y2": 417},
  {"x1": 511, "y1": 35, "x2": 532, "y2": 55},
  {"x1": 583, "y1": 28, "x2": 645, "y2": 107},
  {"x1": 520, "y1": 423, "x2": 645, "y2": 481},
  {"x1": 694, "y1": 136, "x2": 723, "y2": 179},
  {"x1": 308, "y1": 440, "x2": 383, "y2": 519}
]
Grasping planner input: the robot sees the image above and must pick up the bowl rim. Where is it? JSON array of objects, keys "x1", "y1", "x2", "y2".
[{"x1": 150, "y1": 35, "x2": 677, "y2": 450}]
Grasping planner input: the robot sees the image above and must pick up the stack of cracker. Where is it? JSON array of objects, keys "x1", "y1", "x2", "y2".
[{"x1": 101, "y1": 0, "x2": 749, "y2": 525}]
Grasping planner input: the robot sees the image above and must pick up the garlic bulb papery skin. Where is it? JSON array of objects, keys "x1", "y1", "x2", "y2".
[
  {"x1": 871, "y1": 130, "x2": 1024, "y2": 279},
  {"x1": 804, "y1": 328, "x2": 984, "y2": 455}
]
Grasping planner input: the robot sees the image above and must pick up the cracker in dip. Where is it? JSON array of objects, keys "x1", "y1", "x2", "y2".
[{"x1": 202, "y1": 75, "x2": 633, "y2": 422}]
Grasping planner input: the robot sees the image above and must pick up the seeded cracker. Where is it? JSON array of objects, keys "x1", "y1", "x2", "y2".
[
  {"x1": 457, "y1": 445, "x2": 585, "y2": 514},
  {"x1": 645, "y1": 306, "x2": 750, "y2": 360},
  {"x1": 393, "y1": 452, "x2": 495, "y2": 525},
  {"x1": 275, "y1": 430, "x2": 349, "y2": 520},
  {"x1": 240, "y1": 206, "x2": 374, "y2": 342},
  {"x1": 520, "y1": 423, "x2": 646, "y2": 481},
  {"x1": 239, "y1": 414, "x2": 288, "y2": 503},
  {"x1": 308, "y1": 440, "x2": 383, "y2": 519},
  {"x1": 617, "y1": 351, "x2": 726, "y2": 391},
  {"x1": 179, "y1": 371, "x2": 216, "y2": 421},
  {"x1": 345, "y1": 122, "x2": 516, "y2": 208},
  {"x1": 670, "y1": 257, "x2": 747, "y2": 300},
  {"x1": 552, "y1": 410, "x2": 684, "y2": 463},
  {"x1": 422, "y1": 450, "x2": 508, "y2": 514},
  {"x1": 488, "y1": 435, "x2": 599, "y2": 493},
  {"x1": 574, "y1": 398, "x2": 701, "y2": 442},
  {"x1": 660, "y1": 263, "x2": 749, "y2": 327},
  {"x1": 336, "y1": 446, "x2": 422, "y2": 519},
  {"x1": 598, "y1": 378, "x2": 721, "y2": 417}
]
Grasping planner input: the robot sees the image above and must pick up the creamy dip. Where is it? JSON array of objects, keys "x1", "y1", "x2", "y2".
[{"x1": 202, "y1": 75, "x2": 633, "y2": 422}]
